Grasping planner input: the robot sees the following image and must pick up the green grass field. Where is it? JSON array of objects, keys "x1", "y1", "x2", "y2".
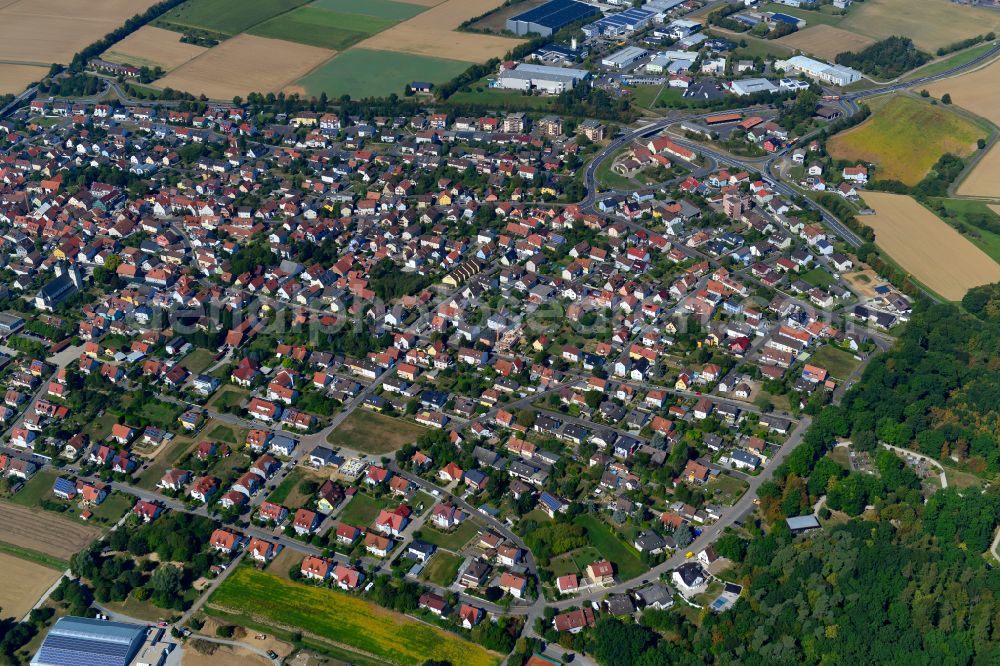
[
  {"x1": 207, "y1": 386, "x2": 247, "y2": 411},
  {"x1": 448, "y1": 85, "x2": 557, "y2": 110},
  {"x1": 325, "y1": 409, "x2": 427, "y2": 455},
  {"x1": 179, "y1": 348, "x2": 216, "y2": 374},
  {"x1": 157, "y1": 0, "x2": 311, "y2": 37},
  {"x1": 419, "y1": 519, "x2": 481, "y2": 551},
  {"x1": 573, "y1": 514, "x2": 647, "y2": 580},
  {"x1": 549, "y1": 546, "x2": 602, "y2": 576},
  {"x1": 249, "y1": 6, "x2": 396, "y2": 50},
  {"x1": 295, "y1": 48, "x2": 470, "y2": 99},
  {"x1": 807, "y1": 345, "x2": 861, "y2": 380},
  {"x1": 311, "y1": 0, "x2": 425, "y2": 20},
  {"x1": 828, "y1": 95, "x2": 985, "y2": 185},
  {"x1": 209, "y1": 567, "x2": 501, "y2": 666},
  {"x1": 338, "y1": 492, "x2": 391, "y2": 526},
  {"x1": 0, "y1": 541, "x2": 67, "y2": 570},
  {"x1": 800, "y1": 266, "x2": 837, "y2": 288},
  {"x1": 420, "y1": 552, "x2": 462, "y2": 586},
  {"x1": 904, "y1": 43, "x2": 997, "y2": 82}
]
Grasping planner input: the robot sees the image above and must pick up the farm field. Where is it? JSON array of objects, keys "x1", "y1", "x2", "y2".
[
  {"x1": 156, "y1": 34, "x2": 335, "y2": 100},
  {"x1": 573, "y1": 514, "x2": 647, "y2": 581},
  {"x1": 925, "y1": 54, "x2": 1000, "y2": 125},
  {"x1": 827, "y1": 95, "x2": 984, "y2": 185},
  {"x1": 102, "y1": 25, "x2": 207, "y2": 71},
  {"x1": 926, "y1": 198, "x2": 1000, "y2": 264},
  {"x1": 777, "y1": 25, "x2": 875, "y2": 62},
  {"x1": 0, "y1": 501, "x2": 100, "y2": 561},
  {"x1": 249, "y1": 7, "x2": 397, "y2": 51},
  {"x1": 0, "y1": 64, "x2": 48, "y2": 94},
  {"x1": 839, "y1": 0, "x2": 1000, "y2": 52},
  {"x1": 156, "y1": 0, "x2": 311, "y2": 38},
  {"x1": 862, "y1": 192, "x2": 1000, "y2": 300},
  {"x1": 208, "y1": 566, "x2": 501, "y2": 666},
  {"x1": 353, "y1": 0, "x2": 522, "y2": 62},
  {"x1": 291, "y1": 48, "x2": 469, "y2": 98},
  {"x1": 0, "y1": 552, "x2": 62, "y2": 619},
  {"x1": 325, "y1": 408, "x2": 427, "y2": 454},
  {"x1": 311, "y1": 0, "x2": 427, "y2": 21},
  {"x1": 958, "y1": 142, "x2": 1000, "y2": 198},
  {"x1": 0, "y1": 0, "x2": 160, "y2": 64}
]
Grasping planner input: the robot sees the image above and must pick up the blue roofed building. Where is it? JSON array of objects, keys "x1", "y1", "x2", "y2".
[
  {"x1": 31, "y1": 616, "x2": 147, "y2": 666},
  {"x1": 507, "y1": 0, "x2": 601, "y2": 36}
]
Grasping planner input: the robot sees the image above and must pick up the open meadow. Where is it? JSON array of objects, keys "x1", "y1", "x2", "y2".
[
  {"x1": 777, "y1": 24, "x2": 874, "y2": 61},
  {"x1": 862, "y1": 192, "x2": 1000, "y2": 300},
  {"x1": 155, "y1": 0, "x2": 310, "y2": 38},
  {"x1": 0, "y1": 501, "x2": 100, "y2": 562},
  {"x1": 0, "y1": 552, "x2": 62, "y2": 619},
  {"x1": 827, "y1": 95, "x2": 984, "y2": 185},
  {"x1": 155, "y1": 34, "x2": 335, "y2": 100},
  {"x1": 102, "y1": 25, "x2": 207, "y2": 71},
  {"x1": 207, "y1": 566, "x2": 501, "y2": 666},
  {"x1": 291, "y1": 48, "x2": 469, "y2": 98}
]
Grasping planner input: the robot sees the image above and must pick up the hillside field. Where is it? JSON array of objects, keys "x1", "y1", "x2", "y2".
[
  {"x1": 827, "y1": 95, "x2": 984, "y2": 185},
  {"x1": 207, "y1": 566, "x2": 501, "y2": 666},
  {"x1": 862, "y1": 192, "x2": 1000, "y2": 300}
]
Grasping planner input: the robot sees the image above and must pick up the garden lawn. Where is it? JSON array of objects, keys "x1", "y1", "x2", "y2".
[
  {"x1": 208, "y1": 567, "x2": 501, "y2": 666},
  {"x1": 207, "y1": 386, "x2": 247, "y2": 412},
  {"x1": 807, "y1": 345, "x2": 861, "y2": 380},
  {"x1": 337, "y1": 492, "x2": 391, "y2": 526},
  {"x1": 573, "y1": 514, "x2": 648, "y2": 580},
  {"x1": 325, "y1": 409, "x2": 427, "y2": 455},
  {"x1": 800, "y1": 267, "x2": 837, "y2": 288},
  {"x1": 179, "y1": 348, "x2": 215, "y2": 374},
  {"x1": 419, "y1": 519, "x2": 481, "y2": 551},
  {"x1": 420, "y1": 551, "x2": 462, "y2": 586}
]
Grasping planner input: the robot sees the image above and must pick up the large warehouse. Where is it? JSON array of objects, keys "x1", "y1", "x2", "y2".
[
  {"x1": 496, "y1": 63, "x2": 590, "y2": 93},
  {"x1": 582, "y1": 7, "x2": 655, "y2": 38},
  {"x1": 506, "y1": 0, "x2": 601, "y2": 36},
  {"x1": 31, "y1": 617, "x2": 147, "y2": 666},
  {"x1": 775, "y1": 55, "x2": 861, "y2": 87}
]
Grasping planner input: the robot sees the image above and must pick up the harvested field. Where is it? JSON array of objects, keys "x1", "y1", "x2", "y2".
[
  {"x1": 863, "y1": 192, "x2": 1000, "y2": 300},
  {"x1": 0, "y1": 552, "x2": 61, "y2": 619},
  {"x1": 777, "y1": 25, "x2": 874, "y2": 61},
  {"x1": 102, "y1": 26, "x2": 207, "y2": 71},
  {"x1": 0, "y1": 64, "x2": 48, "y2": 94},
  {"x1": 0, "y1": 0, "x2": 159, "y2": 63},
  {"x1": 958, "y1": 142, "x2": 1000, "y2": 198},
  {"x1": 155, "y1": 34, "x2": 335, "y2": 100},
  {"x1": 354, "y1": 0, "x2": 522, "y2": 62},
  {"x1": 0, "y1": 501, "x2": 100, "y2": 561},
  {"x1": 827, "y1": 95, "x2": 984, "y2": 185},
  {"x1": 290, "y1": 48, "x2": 469, "y2": 98},
  {"x1": 926, "y1": 56, "x2": 1000, "y2": 125},
  {"x1": 840, "y1": 0, "x2": 1000, "y2": 52}
]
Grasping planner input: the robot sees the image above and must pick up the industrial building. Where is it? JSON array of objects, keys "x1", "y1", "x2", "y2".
[
  {"x1": 506, "y1": 0, "x2": 600, "y2": 36},
  {"x1": 775, "y1": 55, "x2": 862, "y2": 87},
  {"x1": 31, "y1": 617, "x2": 147, "y2": 666},
  {"x1": 601, "y1": 46, "x2": 649, "y2": 69},
  {"x1": 582, "y1": 7, "x2": 655, "y2": 38},
  {"x1": 495, "y1": 63, "x2": 590, "y2": 93},
  {"x1": 727, "y1": 78, "x2": 780, "y2": 96}
]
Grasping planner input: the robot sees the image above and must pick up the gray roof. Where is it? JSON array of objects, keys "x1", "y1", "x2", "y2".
[
  {"x1": 786, "y1": 515, "x2": 821, "y2": 531},
  {"x1": 31, "y1": 616, "x2": 146, "y2": 666}
]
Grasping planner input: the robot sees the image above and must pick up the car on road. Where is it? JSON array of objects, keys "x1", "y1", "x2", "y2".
[{"x1": 685, "y1": 551, "x2": 694, "y2": 558}]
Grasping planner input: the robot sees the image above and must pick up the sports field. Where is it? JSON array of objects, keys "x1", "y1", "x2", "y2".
[
  {"x1": 777, "y1": 25, "x2": 875, "y2": 62},
  {"x1": 0, "y1": 552, "x2": 62, "y2": 619},
  {"x1": 249, "y1": 6, "x2": 397, "y2": 51},
  {"x1": 291, "y1": 48, "x2": 469, "y2": 99},
  {"x1": 103, "y1": 25, "x2": 207, "y2": 71},
  {"x1": 827, "y1": 95, "x2": 984, "y2": 185},
  {"x1": 0, "y1": 0, "x2": 159, "y2": 63},
  {"x1": 208, "y1": 567, "x2": 501, "y2": 666},
  {"x1": 863, "y1": 192, "x2": 1000, "y2": 300},
  {"x1": 156, "y1": 0, "x2": 311, "y2": 37},
  {"x1": 840, "y1": 0, "x2": 1000, "y2": 52},
  {"x1": 156, "y1": 34, "x2": 335, "y2": 100}
]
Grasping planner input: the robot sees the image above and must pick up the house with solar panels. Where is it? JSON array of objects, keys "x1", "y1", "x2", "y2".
[
  {"x1": 507, "y1": 0, "x2": 601, "y2": 36},
  {"x1": 31, "y1": 616, "x2": 146, "y2": 666}
]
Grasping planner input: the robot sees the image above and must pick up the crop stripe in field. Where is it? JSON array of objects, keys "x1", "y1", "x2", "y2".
[
  {"x1": 205, "y1": 603, "x2": 406, "y2": 666},
  {"x1": 0, "y1": 540, "x2": 69, "y2": 571}
]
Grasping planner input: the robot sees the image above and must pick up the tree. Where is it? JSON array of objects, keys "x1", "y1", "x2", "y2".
[{"x1": 941, "y1": 93, "x2": 952, "y2": 104}]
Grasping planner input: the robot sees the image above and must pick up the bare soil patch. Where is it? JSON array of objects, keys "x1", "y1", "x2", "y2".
[
  {"x1": 0, "y1": 0, "x2": 159, "y2": 63},
  {"x1": 155, "y1": 34, "x2": 336, "y2": 99},
  {"x1": 843, "y1": 269, "x2": 882, "y2": 299},
  {"x1": 183, "y1": 640, "x2": 270, "y2": 666},
  {"x1": 0, "y1": 552, "x2": 61, "y2": 619},
  {"x1": 103, "y1": 26, "x2": 207, "y2": 71},
  {"x1": 354, "y1": 0, "x2": 522, "y2": 62},
  {"x1": 862, "y1": 192, "x2": 1000, "y2": 300},
  {"x1": 0, "y1": 501, "x2": 100, "y2": 560},
  {"x1": 777, "y1": 24, "x2": 874, "y2": 61},
  {"x1": 0, "y1": 65, "x2": 48, "y2": 94}
]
